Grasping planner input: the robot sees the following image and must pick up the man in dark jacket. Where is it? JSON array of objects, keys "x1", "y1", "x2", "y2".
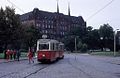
[{"x1": 16, "y1": 50, "x2": 20, "y2": 61}]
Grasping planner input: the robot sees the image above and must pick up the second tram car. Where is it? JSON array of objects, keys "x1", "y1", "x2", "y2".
[{"x1": 37, "y1": 39, "x2": 64, "y2": 63}]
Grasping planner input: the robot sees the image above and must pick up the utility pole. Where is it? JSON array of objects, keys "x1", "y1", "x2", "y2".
[
  {"x1": 75, "y1": 37, "x2": 77, "y2": 51},
  {"x1": 75, "y1": 36, "x2": 79, "y2": 52},
  {"x1": 114, "y1": 29, "x2": 119, "y2": 56}
]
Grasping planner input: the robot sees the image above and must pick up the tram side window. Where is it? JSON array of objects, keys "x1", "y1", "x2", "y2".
[
  {"x1": 61, "y1": 45, "x2": 64, "y2": 50},
  {"x1": 39, "y1": 44, "x2": 49, "y2": 50},
  {"x1": 50, "y1": 43, "x2": 54, "y2": 50},
  {"x1": 52, "y1": 43, "x2": 55, "y2": 50},
  {"x1": 54, "y1": 43, "x2": 58, "y2": 51},
  {"x1": 51, "y1": 43, "x2": 58, "y2": 51},
  {"x1": 59, "y1": 45, "x2": 62, "y2": 50},
  {"x1": 59, "y1": 45, "x2": 64, "y2": 51},
  {"x1": 51, "y1": 43, "x2": 56, "y2": 51}
]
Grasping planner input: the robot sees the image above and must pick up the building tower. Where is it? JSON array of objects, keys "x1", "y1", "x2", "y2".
[
  {"x1": 68, "y1": 2, "x2": 71, "y2": 16},
  {"x1": 57, "y1": 0, "x2": 59, "y2": 13}
]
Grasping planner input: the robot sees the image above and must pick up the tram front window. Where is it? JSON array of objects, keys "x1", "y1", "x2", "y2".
[{"x1": 39, "y1": 44, "x2": 49, "y2": 50}]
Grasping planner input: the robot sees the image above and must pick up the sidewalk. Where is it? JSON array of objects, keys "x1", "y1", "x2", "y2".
[{"x1": 0, "y1": 57, "x2": 28, "y2": 63}]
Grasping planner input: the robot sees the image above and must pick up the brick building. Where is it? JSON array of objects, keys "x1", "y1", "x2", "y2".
[{"x1": 20, "y1": 4, "x2": 86, "y2": 40}]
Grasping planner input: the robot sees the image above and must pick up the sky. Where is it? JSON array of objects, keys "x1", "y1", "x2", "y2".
[{"x1": 0, "y1": 0, "x2": 120, "y2": 30}]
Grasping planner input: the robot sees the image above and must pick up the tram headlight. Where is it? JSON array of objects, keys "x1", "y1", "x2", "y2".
[{"x1": 42, "y1": 54, "x2": 45, "y2": 57}]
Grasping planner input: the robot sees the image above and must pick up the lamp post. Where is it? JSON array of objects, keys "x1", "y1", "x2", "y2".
[
  {"x1": 75, "y1": 37, "x2": 77, "y2": 51},
  {"x1": 100, "y1": 37, "x2": 103, "y2": 51},
  {"x1": 114, "y1": 29, "x2": 119, "y2": 56}
]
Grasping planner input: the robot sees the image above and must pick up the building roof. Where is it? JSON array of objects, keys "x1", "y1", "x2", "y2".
[{"x1": 20, "y1": 8, "x2": 85, "y2": 23}]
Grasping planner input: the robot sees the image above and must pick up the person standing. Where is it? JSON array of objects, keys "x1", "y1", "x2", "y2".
[
  {"x1": 27, "y1": 48, "x2": 34, "y2": 63},
  {"x1": 13, "y1": 50, "x2": 16, "y2": 60},
  {"x1": 10, "y1": 50, "x2": 13, "y2": 60},
  {"x1": 4, "y1": 50, "x2": 7, "y2": 59},
  {"x1": 16, "y1": 50, "x2": 20, "y2": 61},
  {"x1": 6, "y1": 49, "x2": 10, "y2": 61}
]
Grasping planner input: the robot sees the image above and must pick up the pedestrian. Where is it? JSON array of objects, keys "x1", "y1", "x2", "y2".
[
  {"x1": 27, "y1": 48, "x2": 34, "y2": 64},
  {"x1": 10, "y1": 49, "x2": 13, "y2": 60},
  {"x1": 13, "y1": 50, "x2": 16, "y2": 60},
  {"x1": 6, "y1": 49, "x2": 10, "y2": 61},
  {"x1": 4, "y1": 50, "x2": 7, "y2": 59},
  {"x1": 16, "y1": 50, "x2": 20, "y2": 61}
]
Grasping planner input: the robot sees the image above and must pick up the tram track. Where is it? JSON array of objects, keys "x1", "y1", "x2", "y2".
[
  {"x1": 0, "y1": 63, "x2": 50, "y2": 78},
  {"x1": 0, "y1": 63, "x2": 37, "y2": 78},
  {"x1": 67, "y1": 54, "x2": 119, "y2": 78},
  {"x1": 23, "y1": 64, "x2": 50, "y2": 78},
  {"x1": 67, "y1": 54, "x2": 93, "y2": 78}
]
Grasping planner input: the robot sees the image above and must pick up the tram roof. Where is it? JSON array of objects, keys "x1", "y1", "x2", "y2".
[{"x1": 37, "y1": 39, "x2": 59, "y2": 44}]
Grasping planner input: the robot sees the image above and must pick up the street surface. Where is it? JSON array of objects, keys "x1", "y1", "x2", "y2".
[{"x1": 0, "y1": 53, "x2": 120, "y2": 78}]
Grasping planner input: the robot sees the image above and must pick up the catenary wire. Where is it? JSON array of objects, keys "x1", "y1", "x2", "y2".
[
  {"x1": 6, "y1": 0, "x2": 25, "y2": 13},
  {"x1": 86, "y1": 0, "x2": 115, "y2": 21}
]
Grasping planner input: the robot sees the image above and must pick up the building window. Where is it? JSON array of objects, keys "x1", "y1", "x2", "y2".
[
  {"x1": 46, "y1": 24, "x2": 47, "y2": 28},
  {"x1": 60, "y1": 32, "x2": 62, "y2": 35},
  {"x1": 63, "y1": 32, "x2": 65, "y2": 35},
  {"x1": 45, "y1": 30, "x2": 48, "y2": 33},
  {"x1": 49, "y1": 25, "x2": 50, "y2": 28},
  {"x1": 36, "y1": 24, "x2": 39, "y2": 27},
  {"x1": 51, "y1": 25, "x2": 52, "y2": 28},
  {"x1": 42, "y1": 24, "x2": 44, "y2": 28}
]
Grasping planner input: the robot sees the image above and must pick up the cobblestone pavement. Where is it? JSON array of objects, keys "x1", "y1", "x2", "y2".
[
  {"x1": 0, "y1": 54, "x2": 120, "y2": 78},
  {"x1": 0, "y1": 57, "x2": 28, "y2": 63},
  {"x1": 69, "y1": 54, "x2": 120, "y2": 78}
]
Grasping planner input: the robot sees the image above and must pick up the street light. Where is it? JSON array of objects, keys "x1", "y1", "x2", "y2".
[
  {"x1": 75, "y1": 37, "x2": 77, "y2": 51},
  {"x1": 114, "y1": 29, "x2": 119, "y2": 56},
  {"x1": 100, "y1": 37, "x2": 103, "y2": 51}
]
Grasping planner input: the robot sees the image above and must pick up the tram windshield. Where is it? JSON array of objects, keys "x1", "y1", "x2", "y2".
[{"x1": 39, "y1": 44, "x2": 49, "y2": 50}]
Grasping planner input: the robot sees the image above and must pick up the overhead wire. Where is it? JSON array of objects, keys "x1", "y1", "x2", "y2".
[
  {"x1": 6, "y1": 0, "x2": 115, "y2": 21},
  {"x1": 6, "y1": 0, "x2": 25, "y2": 13},
  {"x1": 86, "y1": 0, "x2": 115, "y2": 21}
]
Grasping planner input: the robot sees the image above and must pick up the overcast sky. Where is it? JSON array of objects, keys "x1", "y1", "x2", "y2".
[{"x1": 0, "y1": 0, "x2": 120, "y2": 30}]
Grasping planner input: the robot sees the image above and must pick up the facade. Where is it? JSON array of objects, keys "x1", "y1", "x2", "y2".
[{"x1": 20, "y1": 8, "x2": 86, "y2": 40}]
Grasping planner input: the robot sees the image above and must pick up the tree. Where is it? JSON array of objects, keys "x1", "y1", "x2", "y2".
[
  {"x1": 80, "y1": 43, "x2": 88, "y2": 52},
  {"x1": 63, "y1": 26, "x2": 87, "y2": 52},
  {"x1": 63, "y1": 36, "x2": 75, "y2": 52},
  {"x1": 77, "y1": 40, "x2": 82, "y2": 50},
  {"x1": 99, "y1": 24, "x2": 114, "y2": 51},
  {"x1": 86, "y1": 26, "x2": 93, "y2": 32},
  {"x1": 0, "y1": 7, "x2": 22, "y2": 50},
  {"x1": 0, "y1": 7, "x2": 6, "y2": 52},
  {"x1": 23, "y1": 24, "x2": 41, "y2": 49},
  {"x1": 83, "y1": 26, "x2": 100, "y2": 50}
]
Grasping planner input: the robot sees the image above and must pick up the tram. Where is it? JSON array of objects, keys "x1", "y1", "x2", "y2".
[{"x1": 36, "y1": 39, "x2": 64, "y2": 63}]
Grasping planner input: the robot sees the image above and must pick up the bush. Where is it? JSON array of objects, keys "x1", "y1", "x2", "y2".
[
  {"x1": 19, "y1": 49, "x2": 27, "y2": 52},
  {"x1": 81, "y1": 44, "x2": 88, "y2": 52},
  {"x1": 0, "y1": 53, "x2": 4, "y2": 59}
]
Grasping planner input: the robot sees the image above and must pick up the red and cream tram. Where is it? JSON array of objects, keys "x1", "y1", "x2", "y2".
[{"x1": 37, "y1": 39, "x2": 64, "y2": 63}]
